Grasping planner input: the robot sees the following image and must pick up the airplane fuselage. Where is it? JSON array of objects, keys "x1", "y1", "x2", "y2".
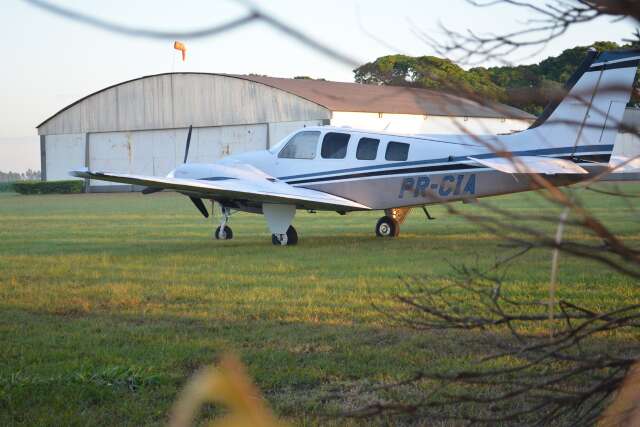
[{"x1": 171, "y1": 125, "x2": 611, "y2": 211}]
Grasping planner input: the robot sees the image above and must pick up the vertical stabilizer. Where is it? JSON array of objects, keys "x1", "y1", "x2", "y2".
[{"x1": 525, "y1": 49, "x2": 640, "y2": 153}]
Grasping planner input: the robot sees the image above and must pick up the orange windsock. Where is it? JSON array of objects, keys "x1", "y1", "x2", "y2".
[{"x1": 173, "y1": 41, "x2": 186, "y2": 61}]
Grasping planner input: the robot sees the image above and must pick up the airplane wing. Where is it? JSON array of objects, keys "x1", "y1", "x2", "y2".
[
  {"x1": 69, "y1": 168, "x2": 371, "y2": 211},
  {"x1": 468, "y1": 156, "x2": 588, "y2": 175}
]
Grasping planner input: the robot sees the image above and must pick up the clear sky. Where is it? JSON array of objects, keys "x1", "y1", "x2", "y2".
[{"x1": 0, "y1": 0, "x2": 636, "y2": 172}]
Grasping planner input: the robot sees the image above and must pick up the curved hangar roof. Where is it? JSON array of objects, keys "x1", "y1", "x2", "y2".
[
  {"x1": 237, "y1": 74, "x2": 534, "y2": 120},
  {"x1": 37, "y1": 73, "x2": 533, "y2": 135}
]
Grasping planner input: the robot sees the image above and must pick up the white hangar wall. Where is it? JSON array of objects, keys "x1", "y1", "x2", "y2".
[
  {"x1": 330, "y1": 112, "x2": 533, "y2": 135},
  {"x1": 44, "y1": 133, "x2": 85, "y2": 181},
  {"x1": 38, "y1": 73, "x2": 330, "y2": 189},
  {"x1": 87, "y1": 125, "x2": 270, "y2": 187},
  {"x1": 42, "y1": 120, "x2": 324, "y2": 188}
]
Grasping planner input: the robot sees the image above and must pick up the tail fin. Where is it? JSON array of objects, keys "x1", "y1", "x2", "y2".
[{"x1": 526, "y1": 49, "x2": 640, "y2": 155}]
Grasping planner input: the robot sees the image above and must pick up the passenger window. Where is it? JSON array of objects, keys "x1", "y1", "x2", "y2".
[
  {"x1": 385, "y1": 141, "x2": 410, "y2": 161},
  {"x1": 278, "y1": 131, "x2": 320, "y2": 159},
  {"x1": 356, "y1": 137, "x2": 380, "y2": 160},
  {"x1": 321, "y1": 132, "x2": 350, "y2": 159}
]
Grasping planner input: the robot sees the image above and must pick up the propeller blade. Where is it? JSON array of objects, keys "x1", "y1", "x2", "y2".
[
  {"x1": 141, "y1": 187, "x2": 163, "y2": 195},
  {"x1": 183, "y1": 125, "x2": 193, "y2": 163},
  {"x1": 189, "y1": 196, "x2": 209, "y2": 218}
]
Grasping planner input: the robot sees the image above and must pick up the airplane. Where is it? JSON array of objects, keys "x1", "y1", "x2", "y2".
[{"x1": 71, "y1": 49, "x2": 640, "y2": 246}]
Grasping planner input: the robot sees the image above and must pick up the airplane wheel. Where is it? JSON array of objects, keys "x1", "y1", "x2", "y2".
[
  {"x1": 272, "y1": 226, "x2": 298, "y2": 246},
  {"x1": 215, "y1": 225, "x2": 233, "y2": 240},
  {"x1": 375, "y1": 216, "x2": 400, "y2": 237}
]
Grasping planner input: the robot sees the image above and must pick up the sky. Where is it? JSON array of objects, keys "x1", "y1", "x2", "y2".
[{"x1": 0, "y1": 0, "x2": 636, "y2": 172}]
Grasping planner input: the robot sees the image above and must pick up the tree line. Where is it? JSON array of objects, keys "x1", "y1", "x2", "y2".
[
  {"x1": 353, "y1": 41, "x2": 637, "y2": 115},
  {"x1": 0, "y1": 169, "x2": 41, "y2": 182}
]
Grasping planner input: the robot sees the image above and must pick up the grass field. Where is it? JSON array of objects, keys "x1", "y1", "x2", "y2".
[{"x1": 1, "y1": 187, "x2": 639, "y2": 426}]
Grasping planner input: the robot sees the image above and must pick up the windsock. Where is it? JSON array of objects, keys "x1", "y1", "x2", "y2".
[{"x1": 174, "y1": 41, "x2": 187, "y2": 61}]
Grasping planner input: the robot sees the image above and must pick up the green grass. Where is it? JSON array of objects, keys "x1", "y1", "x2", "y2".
[{"x1": 0, "y1": 186, "x2": 639, "y2": 426}]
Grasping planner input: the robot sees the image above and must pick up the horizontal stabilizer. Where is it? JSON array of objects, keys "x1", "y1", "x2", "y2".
[
  {"x1": 610, "y1": 134, "x2": 640, "y2": 172},
  {"x1": 468, "y1": 156, "x2": 588, "y2": 175},
  {"x1": 609, "y1": 155, "x2": 640, "y2": 173}
]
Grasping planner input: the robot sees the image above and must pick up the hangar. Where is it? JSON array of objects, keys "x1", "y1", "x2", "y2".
[{"x1": 37, "y1": 73, "x2": 536, "y2": 191}]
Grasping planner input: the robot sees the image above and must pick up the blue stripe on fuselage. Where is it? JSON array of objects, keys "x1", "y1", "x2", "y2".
[{"x1": 276, "y1": 144, "x2": 613, "y2": 181}]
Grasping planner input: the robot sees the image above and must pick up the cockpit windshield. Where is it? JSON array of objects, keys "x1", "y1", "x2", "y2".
[{"x1": 276, "y1": 131, "x2": 320, "y2": 159}]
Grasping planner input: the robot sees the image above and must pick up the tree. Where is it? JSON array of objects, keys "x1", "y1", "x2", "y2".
[
  {"x1": 354, "y1": 42, "x2": 636, "y2": 115},
  {"x1": 293, "y1": 76, "x2": 326, "y2": 81},
  {"x1": 354, "y1": 54, "x2": 506, "y2": 102},
  {"x1": 0, "y1": 170, "x2": 41, "y2": 182}
]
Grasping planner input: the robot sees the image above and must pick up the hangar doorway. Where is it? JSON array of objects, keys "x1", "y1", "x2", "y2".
[{"x1": 87, "y1": 124, "x2": 268, "y2": 190}]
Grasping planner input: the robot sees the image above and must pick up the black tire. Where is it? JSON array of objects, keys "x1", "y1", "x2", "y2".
[
  {"x1": 286, "y1": 225, "x2": 298, "y2": 245},
  {"x1": 215, "y1": 225, "x2": 233, "y2": 240},
  {"x1": 272, "y1": 226, "x2": 298, "y2": 246},
  {"x1": 375, "y1": 216, "x2": 400, "y2": 238}
]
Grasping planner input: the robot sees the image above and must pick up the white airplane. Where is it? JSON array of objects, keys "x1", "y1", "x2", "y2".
[{"x1": 71, "y1": 49, "x2": 640, "y2": 245}]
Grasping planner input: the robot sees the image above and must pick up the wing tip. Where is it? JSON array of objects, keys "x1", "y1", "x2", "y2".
[{"x1": 69, "y1": 167, "x2": 89, "y2": 178}]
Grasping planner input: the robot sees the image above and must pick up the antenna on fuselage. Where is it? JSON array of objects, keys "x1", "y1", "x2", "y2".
[{"x1": 183, "y1": 125, "x2": 193, "y2": 163}]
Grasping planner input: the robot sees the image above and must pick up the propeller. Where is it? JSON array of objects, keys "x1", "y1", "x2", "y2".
[
  {"x1": 183, "y1": 125, "x2": 209, "y2": 218},
  {"x1": 183, "y1": 125, "x2": 193, "y2": 163},
  {"x1": 189, "y1": 196, "x2": 209, "y2": 218}
]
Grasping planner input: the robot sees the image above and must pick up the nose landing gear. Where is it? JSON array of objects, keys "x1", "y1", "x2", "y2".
[
  {"x1": 214, "y1": 225, "x2": 233, "y2": 240},
  {"x1": 214, "y1": 206, "x2": 234, "y2": 240}
]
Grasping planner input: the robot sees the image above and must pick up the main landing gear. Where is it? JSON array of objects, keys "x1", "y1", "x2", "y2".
[
  {"x1": 375, "y1": 206, "x2": 437, "y2": 238},
  {"x1": 264, "y1": 203, "x2": 298, "y2": 246},
  {"x1": 375, "y1": 207, "x2": 415, "y2": 238},
  {"x1": 214, "y1": 225, "x2": 233, "y2": 240},
  {"x1": 214, "y1": 206, "x2": 234, "y2": 240},
  {"x1": 271, "y1": 225, "x2": 298, "y2": 246},
  {"x1": 375, "y1": 216, "x2": 400, "y2": 237},
  {"x1": 211, "y1": 203, "x2": 298, "y2": 245}
]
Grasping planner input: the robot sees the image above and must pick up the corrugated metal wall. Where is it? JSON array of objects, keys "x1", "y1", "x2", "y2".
[
  {"x1": 38, "y1": 74, "x2": 330, "y2": 135},
  {"x1": 42, "y1": 119, "x2": 324, "y2": 188},
  {"x1": 38, "y1": 73, "x2": 330, "y2": 188},
  {"x1": 87, "y1": 124, "x2": 269, "y2": 187},
  {"x1": 45, "y1": 133, "x2": 85, "y2": 181},
  {"x1": 330, "y1": 111, "x2": 533, "y2": 134}
]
